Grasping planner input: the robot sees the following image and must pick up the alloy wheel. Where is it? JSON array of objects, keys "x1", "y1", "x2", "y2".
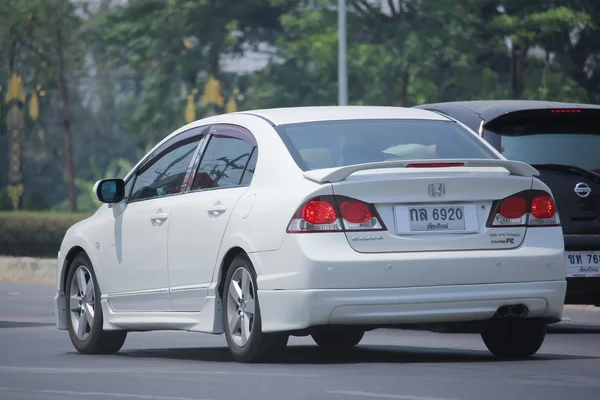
[
  {"x1": 226, "y1": 267, "x2": 256, "y2": 347},
  {"x1": 69, "y1": 265, "x2": 95, "y2": 341}
]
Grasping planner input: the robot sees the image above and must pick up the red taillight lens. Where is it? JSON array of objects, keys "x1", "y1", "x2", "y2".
[
  {"x1": 406, "y1": 162, "x2": 464, "y2": 168},
  {"x1": 499, "y1": 197, "x2": 527, "y2": 219},
  {"x1": 302, "y1": 200, "x2": 337, "y2": 225},
  {"x1": 531, "y1": 195, "x2": 556, "y2": 219},
  {"x1": 487, "y1": 190, "x2": 560, "y2": 227},
  {"x1": 340, "y1": 200, "x2": 372, "y2": 224},
  {"x1": 287, "y1": 195, "x2": 386, "y2": 233}
]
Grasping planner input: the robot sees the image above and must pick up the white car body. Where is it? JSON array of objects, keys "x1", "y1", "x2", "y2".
[{"x1": 54, "y1": 106, "x2": 566, "y2": 353}]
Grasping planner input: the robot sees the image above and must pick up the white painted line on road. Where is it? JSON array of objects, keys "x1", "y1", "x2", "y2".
[
  {"x1": 0, "y1": 365, "x2": 318, "y2": 379},
  {"x1": 327, "y1": 390, "x2": 459, "y2": 400},
  {"x1": 562, "y1": 318, "x2": 572, "y2": 322},
  {"x1": 0, "y1": 387, "x2": 213, "y2": 400}
]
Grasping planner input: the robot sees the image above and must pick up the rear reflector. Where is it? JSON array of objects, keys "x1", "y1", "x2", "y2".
[
  {"x1": 487, "y1": 190, "x2": 560, "y2": 227},
  {"x1": 406, "y1": 162, "x2": 465, "y2": 168},
  {"x1": 287, "y1": 195, "x2": 386, "y2": 233}
]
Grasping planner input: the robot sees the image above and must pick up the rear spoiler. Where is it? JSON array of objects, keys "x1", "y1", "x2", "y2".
[{"x1": 302, "y1": 159, "x2": 540, "y2": 183}]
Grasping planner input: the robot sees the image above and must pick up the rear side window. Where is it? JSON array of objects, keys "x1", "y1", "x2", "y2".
[
  {"x1": 483, "y1": 111, "x2": 600, "y2": 172},
  {"x1": 191, "y1": 136, "x2": 255, "y2": 190},
  {"x1": 275, "y1": 119, "x2": 497, "y2": 171}
]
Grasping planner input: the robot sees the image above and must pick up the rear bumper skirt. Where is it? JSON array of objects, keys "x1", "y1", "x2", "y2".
[{"x1": 258, "y1": 280, "x2": 567, "y2": 333}]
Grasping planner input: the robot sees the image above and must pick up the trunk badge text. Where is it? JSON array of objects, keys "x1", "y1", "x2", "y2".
[
  {"x1": 574, "y1": 182, "x2": 591, "y2": 198},
  {"x1": 428, "y1": 183, "x2": 446, "y2": 197},
  {"x1": 351, "y1": 235, "x2": 383, "y2": 241}
]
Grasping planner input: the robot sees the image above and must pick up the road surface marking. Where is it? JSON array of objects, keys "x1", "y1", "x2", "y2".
[
  {"x1": 0, "y1": 387, "x2": 213, "y2": 400},
  {"x1": 327, "y1": 390, "x2": 459, "y2": 400},
  {"x1": 0, "y1": 365, "x2": 317, "y2": 378}
]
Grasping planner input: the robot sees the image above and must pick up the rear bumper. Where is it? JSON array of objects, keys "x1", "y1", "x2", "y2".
[
  {"x1": 249, "y1": 227, "x2": 565, "y2": 290},
  {"x1": 565, "y1": 278, "x2": 600, "y2": 305},
  {"x1": 564, "y1": 234, "x2": 600, "y2": 251},
  {"x1": 257, "y1": 280, "x2": 567, "y2": 332}
]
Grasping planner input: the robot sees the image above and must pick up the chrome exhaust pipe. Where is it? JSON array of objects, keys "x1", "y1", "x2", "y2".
[
  {"x1": 511, "y1": 304, "x2": 527, "y2": 317},
  {"x1": 496, "y1": 305, "x2": 511, "y2": 318}
]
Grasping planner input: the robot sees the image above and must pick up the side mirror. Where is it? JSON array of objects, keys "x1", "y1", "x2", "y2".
[{"x1": 93, "y1": 179, "x2": 125, "y2": 204}]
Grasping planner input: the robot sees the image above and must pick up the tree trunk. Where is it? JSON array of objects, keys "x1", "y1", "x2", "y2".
[
  {"x1": 57, "y1": 0, "x2": 77, "y2": 212},
  {"x1": 510, "y1": 42, "x2": 527, "y2": 99},
  {"x1": 398, "y1": 69, "x2": 410, "y2": 106}
]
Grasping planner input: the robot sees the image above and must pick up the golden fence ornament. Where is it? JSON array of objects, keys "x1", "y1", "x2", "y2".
[
  {"x1": 29, "y1": 92, "x2": 40, "y2": 121},
  {"x1": 200, "y1": 76, "x2": 224, "y2": 108},
  {"x1": 225, "y1": 96, "x2": 237, "y2": 113},
  {"x1": 7, "y1": 184, "x2": 24, "y2": 211},
  {"x1": 185, "y1": 94, "x2": 196, "y2": 123},
  {"x1": 4, "y1": 74, "x2": 26, "y2": 104}
]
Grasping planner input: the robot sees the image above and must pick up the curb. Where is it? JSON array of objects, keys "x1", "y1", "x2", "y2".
[{"x1": 0, "y1": 256, "x2": 56, "y2": 284}]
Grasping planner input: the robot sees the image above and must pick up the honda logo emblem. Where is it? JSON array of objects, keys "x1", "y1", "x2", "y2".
[{"x1": 428, "y1": 183, "x2": 445, "y2": 197}]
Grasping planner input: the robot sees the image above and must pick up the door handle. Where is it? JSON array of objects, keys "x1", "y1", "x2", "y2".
[
  {"x1": 208, "y1": 204, "x2": 227, "y2": 217},
  {"x1": 150, "y1": 212, "x2": 169, "y2": 224}
]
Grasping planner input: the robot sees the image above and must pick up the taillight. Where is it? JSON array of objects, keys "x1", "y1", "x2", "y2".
[
  {"x1": 287, "y1": 195, "x2": 386, "y2": 233},
  {"x1": 529, "y1": 194, "x2": 558, "y2": 226},
  {"x1": 302, "y1": 200, "x2": 337, "y2": 225},
  {"x1": 499, "y1": 197, "x2": 527, "y2": 219},
  {"x1": 487, "y1": 190, "x2": 560, "y2": 227}
]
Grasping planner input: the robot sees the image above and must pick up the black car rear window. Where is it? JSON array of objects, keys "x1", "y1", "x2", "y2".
[
  {"x1": 483, "y1": 112, "x2": 600, "y2": 172},
  {"x1": 275, "y1": 119, "x2": 498, "y2": 171}
]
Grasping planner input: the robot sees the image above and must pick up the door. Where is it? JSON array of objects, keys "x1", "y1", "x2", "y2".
[
  {"x1": 104, "y1": 129, "x2": 204, "y2": 312},
  {"x1": 168, "y1": 125, "x2": 258, "y2": 312}
]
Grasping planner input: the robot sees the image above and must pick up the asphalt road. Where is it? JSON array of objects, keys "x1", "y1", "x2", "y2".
[{"x1": 1, "y1": 282, "x2": 600, "y2": 400}]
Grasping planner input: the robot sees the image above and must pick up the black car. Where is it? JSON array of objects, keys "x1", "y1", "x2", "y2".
[{"x1": 414, "y1": 100, "x2": 600, "y2": 306}]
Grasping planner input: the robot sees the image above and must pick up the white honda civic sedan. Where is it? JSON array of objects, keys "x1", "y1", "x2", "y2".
[{"x1": 54, "y1": 106, "x2": 566, "y2": 362}]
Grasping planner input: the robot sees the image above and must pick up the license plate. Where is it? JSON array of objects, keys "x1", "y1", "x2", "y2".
[
  {"x1": 394, "y1": 204, "x2": 479, "y2": 234},
  {"x1": 566, "y1": 251, "x2": 600, "y2": 277}
]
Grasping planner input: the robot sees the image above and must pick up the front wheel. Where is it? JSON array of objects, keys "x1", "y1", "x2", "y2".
[
  {"x1": 481, "y1": 319, "x2": 546, "y2": 359},
  {"x1": 223, "y1": 254, "x2": 288, "y2": 363},
  {"x1": 65, "y1": 253, "x2": 127, "y2": 354}
]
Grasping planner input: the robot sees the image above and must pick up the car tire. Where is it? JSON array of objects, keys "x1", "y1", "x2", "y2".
[
  {"x1": 65, "y1": 253, "x2": 127, "y2": 354},
  {"x1": 223, "y1": 254, "x2": 289, "y2": 363},
  {"x1": 481, "y1": 319, "x2": 546, "y2": 359},
  {"x1": 312, "y1": 328, "x2": 365, "y2": 352}
]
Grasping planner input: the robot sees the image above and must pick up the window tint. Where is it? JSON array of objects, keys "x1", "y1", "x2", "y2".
[
  {"x1": 275, "y1": 119, "x2": 497, "y2": 171},
  {"x1": 484, "y1": 114, "x2": 600, "y2": 172},
  {"x1": 240, "y1": 148, "x2": 258, "y2": 186},
  {"x1": 498, "y1": 134, "x2": 600, "y2": 172},
  {"x1": 129, "y1": 137, "x2": 201, "y2": 201},
  {"x1": 191, "y1": 136, "x2": 255, "y2": 190}
]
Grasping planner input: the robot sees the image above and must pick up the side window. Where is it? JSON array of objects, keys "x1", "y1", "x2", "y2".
[
  {"x1": 129, "y1": 137, "x2": 201, "y2": 202},
  {"x1": 123, "y1": 177, "x2": 134, "y2": 200},
  {"x1": 240, "y1": 148, "x2": 258, "y2": 186},
  {"x1": 191, "y1": 136, "x2": 255, "y2": 190}
]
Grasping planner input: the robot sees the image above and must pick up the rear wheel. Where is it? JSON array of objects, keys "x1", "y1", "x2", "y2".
[
  {"x1": 481, "y1": 319, "x2": 546, "y2": 359},
  {"x1": 312, "y1": 328, "x2": 364, "y2": 352},
  {"x1": 223, "y1": 254, "x2": 288, "y2": 363},
  {"x1": 65, "y1": 254, "x2": 127, "y2": 354}
]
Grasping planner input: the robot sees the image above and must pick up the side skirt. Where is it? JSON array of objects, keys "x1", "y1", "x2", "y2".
[{"x1": 100, "y1": 296, "x2": 224, "y2": 333}]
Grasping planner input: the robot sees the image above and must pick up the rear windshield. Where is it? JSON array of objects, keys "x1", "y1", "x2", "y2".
[
  {"x1": 499, "y1": 134, "x2": 600, "y2": 172},
  {"x1": 483, "y1": 113, "x2": 600, "y2": 172},
  {"x1": 275, "y1": 119, "x2": 497, "y2": 171}
]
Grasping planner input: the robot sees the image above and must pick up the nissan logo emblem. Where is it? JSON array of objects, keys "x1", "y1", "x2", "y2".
[{"x1": 574, "y1": 182, "x2": 592, "y2": 198}]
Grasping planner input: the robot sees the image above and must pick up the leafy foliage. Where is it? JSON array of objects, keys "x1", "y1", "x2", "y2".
[{"x1": 1, "y1": 0, "x2": 599, "y2": 218}]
